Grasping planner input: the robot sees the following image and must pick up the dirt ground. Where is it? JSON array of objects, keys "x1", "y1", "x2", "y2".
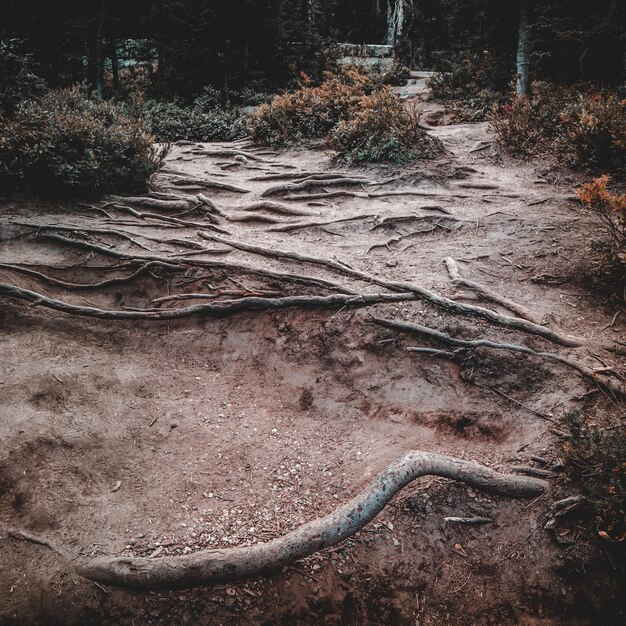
[{"x1": 0, "y1": 92, "x2": 624, "y2": 625}]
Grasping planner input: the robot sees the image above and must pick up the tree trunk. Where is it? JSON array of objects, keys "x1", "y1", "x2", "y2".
[
  {"x1": 516, "y1": 0, "x2": 530, "y2": 96},
  {"x1": 93, "y1": 0, "x2": 105, "y2": 98},
  {"x1": 109, "y1": 38, "x2": 119, "y2": 92}
]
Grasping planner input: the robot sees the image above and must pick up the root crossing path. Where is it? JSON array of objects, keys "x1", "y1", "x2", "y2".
[{"x1": 1, "y1": 94, "x2": 623, "y2": 623}]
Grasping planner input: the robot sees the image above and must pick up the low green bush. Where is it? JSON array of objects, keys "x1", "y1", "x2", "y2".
[
  {"x1": 140, "y1": 86, "x2": 272, "y2": 143},
  {"x1": 0, "y1": 85, "x2": 166, "y2": 193},
  {"x1": 142, "y1": 98, "x2": 248, "y2": 143}
]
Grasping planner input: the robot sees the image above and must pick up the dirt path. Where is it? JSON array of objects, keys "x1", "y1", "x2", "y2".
[{"x1": 0, "y1": 94, "x2": 624, "y2": 624}]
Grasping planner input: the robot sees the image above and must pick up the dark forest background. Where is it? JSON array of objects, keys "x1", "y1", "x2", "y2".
[{"x1": 1, "y1": 1, "x2": 625, "y2": 99}]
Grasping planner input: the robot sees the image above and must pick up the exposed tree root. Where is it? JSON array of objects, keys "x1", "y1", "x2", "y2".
[
  {"x1": 268, "y1": 214, "x2": 380, "y2": 232},
  {"x1": 280, "y1": 190, "x2": 464, "y2": 203},
  {"x1": 7, "y1": 529, "x2": 68, "y2": 559},
  {"x1": 366, "y1": 223, "x2": 451, "y2": 253},
  {"x1": 152, "y1": 289, "x2": 281, "y2": 305},
  {"x1": 110, "y1": 196, "x2": 193, "y2": 212},
  {"x1": 107, "y1": 204, "x2": 230, "y2": 233},
  {"x1": 197, "y1": 233, "x2": 582, "y2": 347},
  {"x1": 180, "y1": 148, "x2": 268, "y2": 162},
  {"x1": 250, "y1": 171, "x2": 353, "y2": 182},
  {"x1": 76, "y1": 450, "x2": 546, "y2": 589},
  {"x1": 228, "y1": 214, "x2": 288, "y2": 224},
  {"x1": 371, "y1": 214, "x2": 457, "y2": 230},
  {"x1": 444, "y1": 258, "x2": 545, "y2": 325},
  {"x1": 239, "y1": 201, "x2": 315, "y2": 217},
  {"x1": 165, "y1": 176, "x2": 251, "y2": 194},
  {"x1": 0, "y1": 261, "x2": 175, "y2": 290},
  {"x1": 39, "y1": 233, "x2": 358, "y2": 295},
  {"x1": 373, "y1": 318, "x2": 625, "y2": 397},
  {"x1": 195, "y1": 194, "x2": 228, "y2": 218},
  {"x1": 0, "y1": 284, "x2": 418, "y2": 320},
  {"x1": 10, "y1": 221, "x2": 154, "y2": 251},
  {"x1": 261, "y1": 178, "x2": 374, "y2": 198}
]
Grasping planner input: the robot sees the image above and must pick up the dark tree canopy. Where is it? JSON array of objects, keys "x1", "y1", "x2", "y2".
[{"x1": 1, "y1": 0, "x2": 624, "y2": 98}]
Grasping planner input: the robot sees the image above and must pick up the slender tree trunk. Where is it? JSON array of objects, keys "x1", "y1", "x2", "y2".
[
  {"x1": 109, "y1": 38, "x2": 120, "y2": 92},
  {"x1": 516, "y1": 0, "x2": 530, "y2": 96},
  {"x1": 93, "y1": 0, "x2": 105, "y2": 98}
]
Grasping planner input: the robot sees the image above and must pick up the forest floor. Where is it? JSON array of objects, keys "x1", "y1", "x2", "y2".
[{"x1": 0, "y1": 87, "x2": 624, "y2": 625}]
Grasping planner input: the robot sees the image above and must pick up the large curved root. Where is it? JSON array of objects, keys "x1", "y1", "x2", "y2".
[{"x1": 76, "y1": 451, "x2": 546, "y2": 589}]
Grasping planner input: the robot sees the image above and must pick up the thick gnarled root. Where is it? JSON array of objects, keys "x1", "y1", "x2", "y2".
[{"x1": 76, "y1": 451, "x2": 546, "y2": 590}]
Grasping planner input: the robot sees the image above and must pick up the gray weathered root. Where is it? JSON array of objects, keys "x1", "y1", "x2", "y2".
[
  {"x1": 76, "y1": 450, "x2": 546, "y2": 590},
  {"x1": 0, "y1": 283, "x2": 417, "y2": 320},
  {"x1": 373, "y1": 318, "x2": 625, "y2": 397},
  {"x1": 444, "y1": 258, "x2": 544, "y2": 325},
  {"x1": 197, "y1": 233, "x2": 582, "y2": 348},
  {"x1": 261, "y1": 177, "x2": 373, "y2": 198}
]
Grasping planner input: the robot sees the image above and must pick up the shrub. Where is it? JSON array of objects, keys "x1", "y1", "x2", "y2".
[
  {"x1": 562, "y1": 410, "x2": 625, "y2": 544},
  {"x1": 428, "y1": 51, "x2": 510, "y2": 120},
  {"x1": 489, "y1": 81, "x2": 578, "y2": 156},
  {"x1": 140, "y1": 85, "x2": 270, "y2": 143},
  {"x1": 576, "y1": 175, "x2": 626, "y2": 288},
  {"x1": 381, "y1": 64, "x2": 412, "y2": 87},
  {"x1": 142, "y1": 98, "x2": 248, "y2": 143},
  {"x1": 0, "y1": 85, "x2": 167, "y2": 193},
  {"x1": 491, "y1": 85, "x2": 626, "y2": 172},
  {"x1": 250, "y1": 68, "x2": 441, "y2": 163},
  {"x1": 248, "y1": 68, "x2": 374, "y2": 145},
  {"x1": 0, "y1": 52, "x2": 47, "y2": 115},
  {"x1": 331, "y1": 90, "x2": 442, "y2": 163},
  {"x1": 557, "y1": 94, "x2": 626, "y2": 170}
]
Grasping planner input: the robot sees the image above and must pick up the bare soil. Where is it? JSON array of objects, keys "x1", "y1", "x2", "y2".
[{"x1": 0, "y1": 95, "x2": 624, "y2": 624}]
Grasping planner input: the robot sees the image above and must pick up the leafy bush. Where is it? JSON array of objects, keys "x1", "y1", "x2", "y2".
[
  {"x1": 0, "y1": 52, "x2": 47, "y2": 115},
  {"x1": 576, "y1": 175, "x2": 626, "y2": 287},
  {"x1": 140, "y1": 85, "x2": 271, "y2": 143},
  {"x1": 142, "y1": 98, "x2": 248, "y2": 143},
  {"x1": 381, "y1": 64, "x2": 412, "y2": 87},
  {"x1": 489, "y1": 82, "x2": 577, "y2": 156},
  {"x1": 331, "y1": 90, "x2": 442, "y2": 163},
  {"x1": 249, "y1": 67, "x2": 440, "y2": 163},
  {"x1": 0, "y1": 85, "x2": 166, "y2": 193},
  {"x1": 491, "y1": 85, "x2": 626, "y2": 172},
  {"x1": 248, "y1": 68, "x2": 373, "y2": 145},
  {"x1": 562, "y1": 410, "x2": 625, "y2": 544},
  {"x1": 557, "y1": 94, "x2": 626, "y2": 170},
  {"x1": 428, "y1": 51, "x2": 510, "y2": 120}
]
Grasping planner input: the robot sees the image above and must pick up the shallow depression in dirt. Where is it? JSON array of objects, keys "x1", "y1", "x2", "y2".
[{"x1": 0, "y1": 305, "x2": 538, "y2": 556}]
